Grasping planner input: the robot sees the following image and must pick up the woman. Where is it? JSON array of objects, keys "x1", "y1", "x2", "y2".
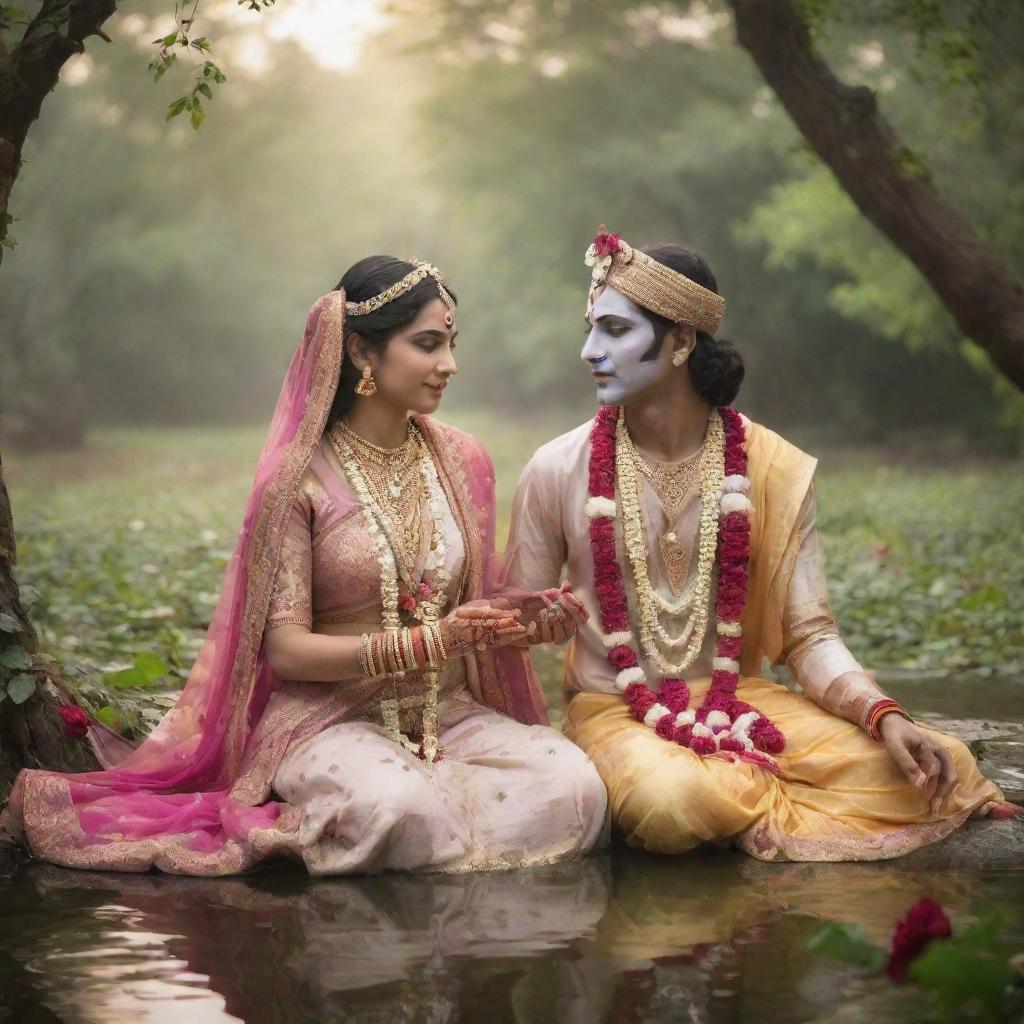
[
  {"x1": 3, "y1": 255, "x2": 607, "y2": 875},
  {"x1": 504, "y1": 228, "x2": 1017, "y2": 861}
]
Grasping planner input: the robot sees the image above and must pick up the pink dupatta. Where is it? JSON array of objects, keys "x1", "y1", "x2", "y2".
[{"x1": 2, "y1": 293, "x2": 547, "y2": 875}]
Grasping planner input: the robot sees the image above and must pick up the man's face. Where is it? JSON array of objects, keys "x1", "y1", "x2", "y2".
[{"x1": 580, "y1": 286, "x2": 672, "y2": 405}]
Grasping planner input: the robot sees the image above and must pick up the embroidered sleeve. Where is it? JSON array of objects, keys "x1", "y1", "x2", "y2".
[
  {"x1": 503, "y1": 451, "x2": 568, "y2": 592},
  {"x1": 265, "y1": 488, "x2": 313, "y2": 631},
  {"x1": 780, "y1": 487, "x2": 889, "y2": 729}
]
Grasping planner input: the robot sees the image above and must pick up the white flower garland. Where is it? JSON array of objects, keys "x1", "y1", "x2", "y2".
[{"x1": 336, "y1": 424, "x2": 450, "y2": 763}]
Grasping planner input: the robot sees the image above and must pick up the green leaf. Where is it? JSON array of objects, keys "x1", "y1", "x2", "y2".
[
  {"x1": 104, "y1": 651, "x2": 170, "y2": 689},
  {"x1": 133, "y1": 651, "x2": 170, "y2": 677},
  {"x1": 197, "y1": 82, "x2": 213, "y2": 100},
  {"x1": 804, "y1": 923, "x2": 886, "y2": 970},
  {"x1": 166, "y1": 96, "x2": 189, "y2": 121},
  {"x1": 7, "y1": 672, "x2": 36, "y2": 704},
  {"x1": 0, "y1": 645, "x2": 31, "y2": 669},
  {"x1": 909, "y1": 937, "x2": 1015, "y2": 1013},
  {"x1": 190, "y1": 104, "x2": 206, "y2": 130},
  {"x1": 96, "y1": 705, "x2": 122, "y2": 729},
  {"x1": 0, "y1": 612, "x2": 20, "y2": 633}
]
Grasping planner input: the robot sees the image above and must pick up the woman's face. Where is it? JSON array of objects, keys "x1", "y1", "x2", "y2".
[{"x1": 362, "y1": 298, "x2": 458, "y2": 415}]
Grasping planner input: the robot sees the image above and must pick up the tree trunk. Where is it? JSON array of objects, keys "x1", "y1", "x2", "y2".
[
  {"x1": 0, "y1": 2, "x2": 117, "y2": 826},
  {"x1": 730, "y1": 0, "x2": 1024, "y2": 393}
]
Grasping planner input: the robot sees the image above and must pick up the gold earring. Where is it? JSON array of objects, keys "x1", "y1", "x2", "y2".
[
  {"x1": 355, "y1": 364, "x2": 377, "y2": 397},
  {"x1": 672, "y1": 349, "x2": 689, "y2": 367}
]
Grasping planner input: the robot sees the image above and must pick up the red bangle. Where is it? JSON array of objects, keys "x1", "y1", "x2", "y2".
[{"x1": 868, "y1": 699, "x2": 909, "y2": 741}]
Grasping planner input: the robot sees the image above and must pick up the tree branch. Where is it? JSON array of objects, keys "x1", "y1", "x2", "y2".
[
  {"x1": 730, "y1": 0, "x2": 1024, "y2": 392},
  {"x1": 1, "y1": 0, "x2": 118, "y2": 140}
]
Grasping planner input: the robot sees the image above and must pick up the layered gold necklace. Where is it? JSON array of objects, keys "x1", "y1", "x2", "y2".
[
  {"x1": 617, "y1": 424, "x2": 706, "y2": 596},
  {"x1": 330, "y1": 419, "x2": 424, "y2": 574},
  {"x1": 616, "y1": 411, "x2": 724, "y2": 675}
]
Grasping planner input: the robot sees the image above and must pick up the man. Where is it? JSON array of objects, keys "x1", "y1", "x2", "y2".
[{"x1": 503, "y1": 227, "x2": 1012, "y2": 861}]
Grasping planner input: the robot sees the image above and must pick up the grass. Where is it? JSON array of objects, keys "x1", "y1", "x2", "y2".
[{"x1": 4, "y1": 413, "x2": 1022, "y2": 731}]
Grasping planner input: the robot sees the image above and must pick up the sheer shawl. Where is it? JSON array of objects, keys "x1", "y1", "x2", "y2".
[{"x1": 2, "y1": 293, "x2": 546, "y2": 875}]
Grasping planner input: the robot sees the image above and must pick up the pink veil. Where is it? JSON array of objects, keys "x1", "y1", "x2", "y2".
[{"x1": 2, "y1": 291, "x2": 548, "y2": 875}]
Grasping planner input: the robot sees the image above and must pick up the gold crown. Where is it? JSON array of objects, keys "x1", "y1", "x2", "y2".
[{"x1": 585, "y1": 228, "x2": 725, "y2": 334}]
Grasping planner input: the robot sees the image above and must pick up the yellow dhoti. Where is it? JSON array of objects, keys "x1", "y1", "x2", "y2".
[{"x1": 566, "y1": 677, "x2": 1004, "y2": 862}]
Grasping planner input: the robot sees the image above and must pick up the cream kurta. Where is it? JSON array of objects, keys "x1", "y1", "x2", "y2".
[
  {"x1": 505, "y1": 417, "x2": 1006, "y2": 861},
  {"x1": 505, "y1": 419, "x2": 860, "y2": 703},
  {"x1": 264, "y1": 437, "x2": 607, "y2": 876}
]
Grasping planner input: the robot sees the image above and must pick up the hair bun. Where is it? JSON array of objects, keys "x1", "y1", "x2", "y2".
[{"x1": 687, "y1": 334, "x2": 744, "y2": 407}]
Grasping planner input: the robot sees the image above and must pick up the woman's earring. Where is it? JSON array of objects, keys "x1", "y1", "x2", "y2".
[
  {"x1": 356, "y1": 364, "x2": 377, "y2": 397},
  {"x1": 671, "y1": 349, "x2": 689, "y2": 367}
]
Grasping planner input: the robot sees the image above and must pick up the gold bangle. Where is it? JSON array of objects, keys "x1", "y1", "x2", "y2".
[
  {"x1": 388, "y1": 630, "x2": 404, "y2": 676},
  {"x1": 423, "y1": 622, "x2": 440, "y2": 667},
  {"x1": 400, "y1": 627, "x2": 416, "y2": 672},
  {"x1": 367, "y1": 632, "x2": 382, "y2": 678},
  {"x1": 358, "y1": 633, "x2": 371, "y2": 678},
  {"x1": 432, "y1": 621, "x2": 448, "y2": 663}
]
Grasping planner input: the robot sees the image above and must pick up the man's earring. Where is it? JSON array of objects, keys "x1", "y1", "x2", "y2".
[
  {"x1": 671, "y1": 349, "x2": 689, "y2": 367},
  {"x1": 356, "y1": 364, "x2": 377, "y2": 397}
]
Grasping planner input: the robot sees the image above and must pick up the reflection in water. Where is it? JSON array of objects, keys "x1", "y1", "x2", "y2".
[{"x1": 1, "y1": 851, "x2": 1021, "y2": 1023}]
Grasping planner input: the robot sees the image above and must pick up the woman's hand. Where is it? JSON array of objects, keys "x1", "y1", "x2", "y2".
[
  {"x1": 879, "y1": 714, "x2": 958, "y2": 804},
  {"x1": 439, "y1": 602, "x2": 531, "y2": 655},
  {"x1": 494, "y1": 581, "x2": 589, "y2": 646}
]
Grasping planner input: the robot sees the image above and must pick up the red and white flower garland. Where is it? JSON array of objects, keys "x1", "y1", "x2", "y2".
[{"x1": 586, "y1": 404, "x2": 784, "y2": 771}]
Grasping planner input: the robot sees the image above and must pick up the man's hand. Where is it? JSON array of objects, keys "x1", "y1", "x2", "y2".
[{"x1": 879, "y1": 713, "x2": 958, "y2": 805}]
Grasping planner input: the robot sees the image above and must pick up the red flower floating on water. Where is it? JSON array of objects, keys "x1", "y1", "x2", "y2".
[
  {"x1": 59, "y1": 704, "x2": 91, "y2": 739},
  {"x1": 886, "y1": 898, "x2": 952, "y2": 981}
]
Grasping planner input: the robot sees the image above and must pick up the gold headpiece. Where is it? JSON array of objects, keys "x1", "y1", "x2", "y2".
[
  {"x1": 345, "y1": 260, "x2": 457, "y2": 329},
  {"x1": 584, "y1": 227, "x2": 725, "y2": 334}
]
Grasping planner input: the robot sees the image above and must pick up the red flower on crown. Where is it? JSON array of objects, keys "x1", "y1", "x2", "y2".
[{"x1": 593, "y1": 226, "x2": 622, "y2": 259}]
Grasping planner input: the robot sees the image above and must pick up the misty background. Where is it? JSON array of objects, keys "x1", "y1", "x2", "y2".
[{"x1": 2, "y1": 0, "x2": 1021, "y2": 454}]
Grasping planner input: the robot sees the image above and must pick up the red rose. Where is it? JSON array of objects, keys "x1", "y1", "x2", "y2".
[
  {"x1": 399, "y1": 592, "x2": 418, "y2": 613},
  {"x1": 629, "y1": 690, "x2": 656, "y2": 722},
  {"x1": 59, "y1": 704, "x2": 91, "y2": 739},
  {"x1": 751, "y1": 720, "x2": 785, "y2": 753},
  {"x1": 690, "y1": 735, "x2": 716, "y2": 755},
  {"x1": 717, "y1": 635, "x2": 743, "y2": 659},
  {"x1": 659, "y1": 679, "x2": 691, "y2": 713},
  {"x1": 594, "y1": 231, "x2": 622, "y2": 259},
  {"x1": 623, "y1": 682, "x2": 650, "y2": 705},
  {"x1": 655, "y1": 714, "x2": 675, "y2": 740},
  {"x1": 718, "y1": 737, "x2": 744, "y2": 754},
  {"x1": 608, "y1": 645, "x2": 638, "y2": 670},
  {"x1": 886, "y1": 899, "x2": 952, "y2": 982}
]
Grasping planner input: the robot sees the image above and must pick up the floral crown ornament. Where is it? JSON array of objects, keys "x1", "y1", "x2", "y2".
[
  {"x1": 345, "y1": 259, "x2": 457, "y2": 330},
  {"x1": 584, "y1": 225, "x2": 726, "y2": 334}
]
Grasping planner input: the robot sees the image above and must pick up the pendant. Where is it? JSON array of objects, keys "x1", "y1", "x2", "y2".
[{"x1": 658, "y1": 531, "x2": 691, "y2": 596}]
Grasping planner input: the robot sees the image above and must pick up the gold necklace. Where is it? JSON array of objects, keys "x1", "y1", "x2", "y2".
[
  {"x1": 329, "y1": 422, "x2": 425, "y2": 573},
  {"x1": 619, "y1": 425, "x2": 707, "y2": 596}
]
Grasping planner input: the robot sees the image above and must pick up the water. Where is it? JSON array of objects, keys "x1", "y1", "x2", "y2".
[{"x1": 1, "y1": 850, "x2": 1021, "y2": 1023}]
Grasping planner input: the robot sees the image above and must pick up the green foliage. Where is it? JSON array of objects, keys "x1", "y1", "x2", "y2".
[
  {"x1": 909, "y1": 913, "x2": 1022, "y2": 1023},
  {"x1": 5, "y1": 672, "x2": 36, "y2": 704},
  {"x1": 804, "y1": 922, "x2": 887, "y2": 971},
  {"x1": 6, "y1": 421, "x2": 1022, "y2": 735},
  {"x1": 104, "y1": 650, "x2": 172, "y2": 689},
  {"x1": 2, "y1": 0, "x2": 1022, "y2": 450},
  {"x1": 808, "y1": 906, "x2": 1024, "y2": 1023},
  {"x1": 0, "y1": 645, "x2": 31, "y2": 669}
]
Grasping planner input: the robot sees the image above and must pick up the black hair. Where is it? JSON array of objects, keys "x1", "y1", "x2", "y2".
[
  {"x1": 326, "y1": 255, "x2": 458, "y2": 427},
  {"x1": 636, "y1": 243, "x2": 744, "y2": 407}
]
